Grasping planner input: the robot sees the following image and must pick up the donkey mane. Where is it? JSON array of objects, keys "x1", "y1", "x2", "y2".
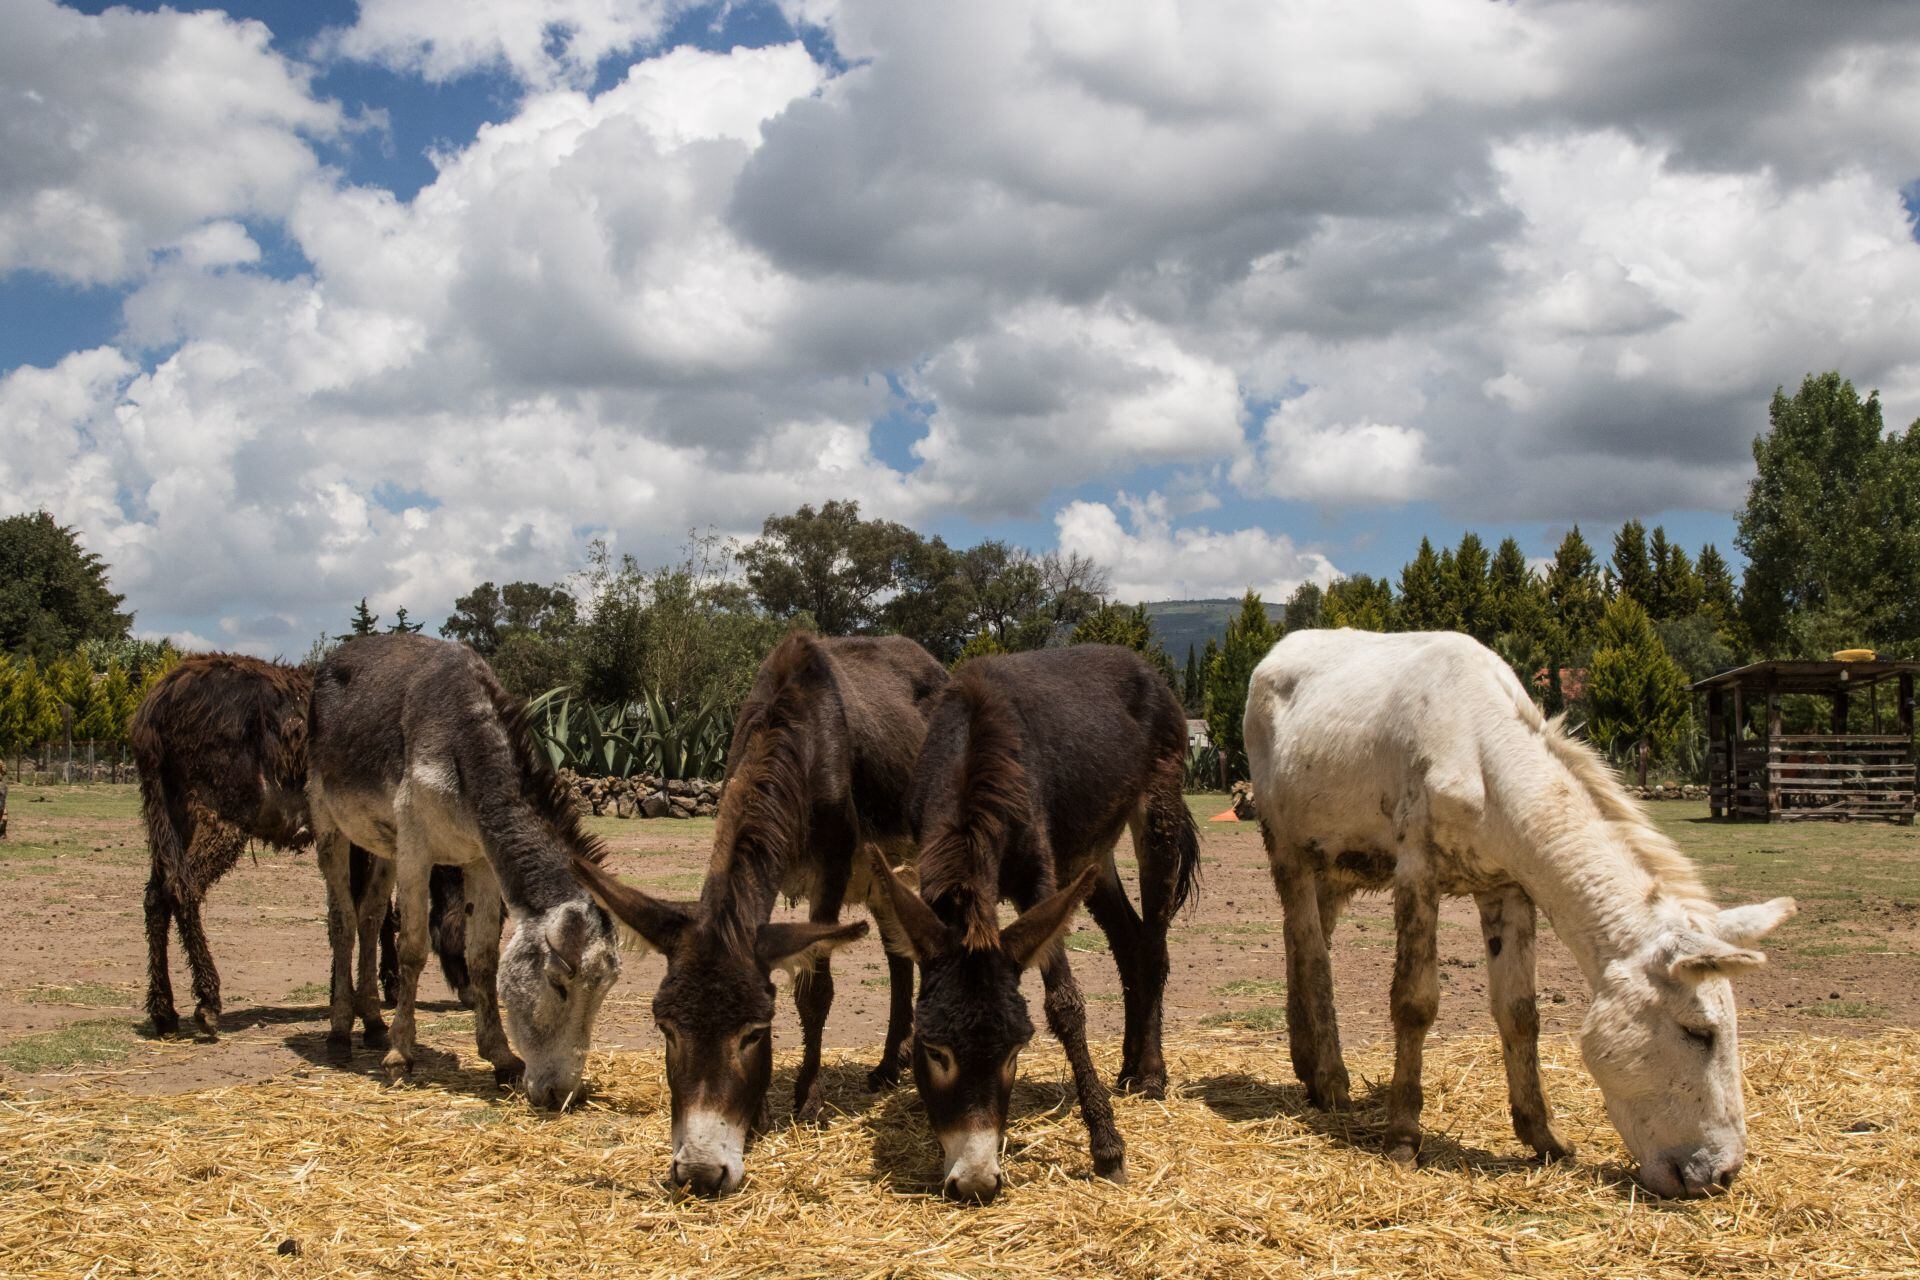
[
  {"x1": 1540, "y1": 713, "x2": 1711, "y2": 909},
  {"x1": 483, "y1": 674, "x2": 608, "y2": 869},
  {"x1": 704, "y1": 633, "x2": 832, "y2": 936},
  {"x1": 923, "y1": 671, "x2": 1034, "y2": 951}
]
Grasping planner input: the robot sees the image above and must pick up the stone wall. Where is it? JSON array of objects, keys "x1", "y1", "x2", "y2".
[{"x1": 561, "y1": 770, "x2": 722, "y2": 819}]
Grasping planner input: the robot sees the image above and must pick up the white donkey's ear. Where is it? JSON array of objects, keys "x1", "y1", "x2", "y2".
[
  {"x1": 1714, "y1": 897, "x2": 1797, "y2": 947},
  {"x1": 1669, "y1": 934, "x2": 1765, "y2": 983}
]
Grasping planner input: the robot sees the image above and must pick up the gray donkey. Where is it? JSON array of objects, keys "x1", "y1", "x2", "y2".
[{"x1": 307, "y1": 634, "x2": 621, "y2": 1108}]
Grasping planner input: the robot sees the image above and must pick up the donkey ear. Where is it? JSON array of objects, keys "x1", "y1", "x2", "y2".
[
  {"x1": 568, "y1": 853, "x2": 692, "y2": 954},
  {"x1": 1714, "y1": 897, "x2": 1796, "y2": 947},
  {"x1": 756, "y1": 918, "x2": 868, "y2": 979},
  {"x1": 545, "y1": 903, "x2": 592, "y2": 976},
  {"x1": 1000, "y1": 864, "x2": 1101, "y2": 971},
  {"x1": 1668, "y1": 935, "x2": 1766, "y2": 982},
  {"x1": 868, "y1": 848, "x2": 947, "y2": 963}
]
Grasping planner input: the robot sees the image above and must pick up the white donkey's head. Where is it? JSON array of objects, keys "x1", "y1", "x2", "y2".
[{"x1": 1579, "y1": 897, "x2": 1794, "y2": 1197}]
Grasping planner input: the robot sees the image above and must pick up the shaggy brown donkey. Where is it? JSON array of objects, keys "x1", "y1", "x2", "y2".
[
  {"x1": 573, "y1": 631, "x2": 948, "y2": 1196},
  {"x1": 870, "y1": 645, "x2": 1200, "y2": 1202},
  {"x1": 132, "y1": 653, "x2": 468, "y2": 1038}
]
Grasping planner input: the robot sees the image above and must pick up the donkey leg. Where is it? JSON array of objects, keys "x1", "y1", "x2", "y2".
[
  {"x1": 461, "y1": 860, "x2": 520, "y2": 1084},
  {"x1": 1476, "y1": 886, "x2": 1573, "y2": 1161},
  {"x1": 1085, "y1": 866, "x2": 1146, "y2": 1090},
  {"x1": 144, "y1": 871, "x2": 180, "y2": 1036},
  {"x1": 381, "y1": 850, "x2": 430, "y2": 1080},
  {"x1": 1267, "y1": 827, "x2": 1349, "y2": 1108},
  {"x1": 353, "y1": 855, "x2": 393, "y2": 1050},
  {"x1": 868, "y1": 951, "x2": 916, "y2": 1092},
  {"x1": 174, "y1": 894, "x2": 222, "y2": 1038},
  {"x1": 316, "y1": 832, "x2": 359, "y2": 1061},
  {"x1": 1041, "y1": 952, "x2": 1127, "y2": 1183},
  {"x1": 1118, "y1": 775, "x2": 1191, "y2": 1099},
  {"x1": 1384, "y1": 860, "x2": 1441, "y2": 1166}
]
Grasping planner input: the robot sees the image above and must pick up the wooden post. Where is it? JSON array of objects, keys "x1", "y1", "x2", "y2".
[
  {"x1": 1730, "y1": 685, "x2": 1745, "y2": 819},
  {"x1": 1902, "y1": 674, "x2": 1916, "y2": 826},
  {"x1": 1765, "y1": 682, "x2": 1781, "y2": 822},
  {"x1": 1706, "y1": 688, "x2": 1725, "y2": 818},
  {"x1": 1832, "y1": 690, "x2": 1850, "y2": 735}
]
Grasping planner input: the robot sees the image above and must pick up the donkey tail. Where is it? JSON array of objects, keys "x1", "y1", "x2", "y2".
[
  {"x1": 1154, "y1": 761, "x2": 1203, "y2": 918},
  {"x1": 948, "y1": 673, "x2": 1033, "y2": 951},
  {"x1": 130, "y1": 694, "x2": 191, "y2": 900}
]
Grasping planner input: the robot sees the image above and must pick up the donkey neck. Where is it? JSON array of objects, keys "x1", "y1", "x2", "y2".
[
  {"x1": 480, "y1": 816, "x2": 588, "y2": 916},
  {"x1": 1482, "y1": 767, "x2": 1679, "y2": 988}
]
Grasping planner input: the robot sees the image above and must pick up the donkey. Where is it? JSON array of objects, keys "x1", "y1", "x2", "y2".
[
  {"x1": 131, "y1": 653, "x2": 467, "y2": 1038},
  {"x1": 572, "y1": 631, "x2": 948, "y2": 1196},
  {"x1": 868, "y1": 645, "x2": 1202, "y2": 1202},
  {"x1": 307, "y1": 634, "x2": 622, "y2": 1108},
  {"x1": 1244, "y1": 628, "x2": 1794, "y2": 1197}
]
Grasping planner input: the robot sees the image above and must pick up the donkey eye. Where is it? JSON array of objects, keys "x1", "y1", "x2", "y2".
[
  {"x1": 656, "y1": 1022, "x2": 677, "y2": 1044},
  {"x1": 1682, "y1": 1026, "x2": 1716, "y2": 1051},
  {"x1": 740, "y1": 1025, "x2": 770, "y2": 1050},
  {"x1": 549, "y1": 979, "x2": 569, "y2": 1000}
]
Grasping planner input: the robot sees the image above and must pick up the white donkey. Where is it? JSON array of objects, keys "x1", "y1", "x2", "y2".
[{"x1": 1244, "y1": 628, "x2": 1793, "y2": 1197}]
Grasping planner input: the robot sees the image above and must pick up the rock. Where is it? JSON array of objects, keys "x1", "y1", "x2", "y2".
[
  {"x1": 641, "y1": 792, "x2": 672, "y2": 819},
  {"x1": 612, "y1": 792, "x2": 637, "y2": 819}
]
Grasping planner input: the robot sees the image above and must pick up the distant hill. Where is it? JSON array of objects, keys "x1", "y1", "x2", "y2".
[{"x1": 1142, "y1": 598, "x2": 1286, "y2": 661}]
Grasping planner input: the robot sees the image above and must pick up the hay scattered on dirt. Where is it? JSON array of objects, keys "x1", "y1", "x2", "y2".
[{"x1": 3, "y1": 1030, "x2": 1916, "y2": 1278}]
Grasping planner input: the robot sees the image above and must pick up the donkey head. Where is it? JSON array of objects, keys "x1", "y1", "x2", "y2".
[
  {"x1": 499, "y1": 896, "x2": 622, "y2": 1110},
  {"x1": 1580, "y1": 896, "x2": 1795, "y2": 1197},
  {"x1": 573, "y1": 861, "x2": 866, "y2": 1196},
  {"x1": 872, "y1": 853, "x2": 1100, "y2": 1203}
]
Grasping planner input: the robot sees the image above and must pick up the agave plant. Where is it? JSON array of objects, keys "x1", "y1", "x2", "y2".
[{"x1": 525, "y1": 686, "x2": 730, "y2": 781}]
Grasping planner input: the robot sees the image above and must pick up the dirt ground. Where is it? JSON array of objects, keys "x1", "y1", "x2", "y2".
[{"x1": 3, "y1": 785, "x2": 1917, "y2": 1095}]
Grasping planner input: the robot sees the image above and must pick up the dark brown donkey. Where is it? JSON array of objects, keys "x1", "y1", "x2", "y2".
[
  {"x1": 132, "y1": 653, "x2": 467, "y2": 1038},
  {"x1": 572, "y1": 631, "x2": 948, "y2": 1196},
  {"x1": 870, "y1": 644, "x2": 1201, "y2": 1202}
]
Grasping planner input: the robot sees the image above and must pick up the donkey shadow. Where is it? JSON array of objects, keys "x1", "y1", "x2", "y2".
[
  {"x1": 282, "y1": 1020, "x2": 511, "y2": 1103},
  {"x1": 1192, "y1": 1071, "x2": 1551, "y2": 1179},
  {"x1": 766, "y1": 1059, "x2": 898, "y2": 1128}
]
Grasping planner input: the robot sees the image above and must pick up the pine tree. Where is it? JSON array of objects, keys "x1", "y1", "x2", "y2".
[
  {"x1": 1323, "y1": 575, "x2": 1395, "y2": 630},
  {"x1": 1697, "y1": 544, "x2": 1737, "y2": 626},
  {"x1": 1282, "y1": 581, "x2": 1324, "y2": 632},
  {"x1": 1543, "y1": 526, "x2": 1605, "y2": 712},
  {"x1": 1182, "y1": 644, "x2": 1202, "y2": 714},
  {"x1": 1449, "y1": 532, "x2": 1495, "y2": 644},
  {"x1": 1584, "y1": 596, "x2": 1687, "y2": 784},
  {"x1": 1609, "y1": 519, "x2": 1653, "y2": 604},
  {"x1": 386, "y1": 606, "x2": 423, "y2": 634},
  {"x1": 338, "y1": 598, "x2": 379, "y2": 641},
  {"x1": 1646, "y1": 526, "x2": 1701, "y2": 621},
  {"x1": 1204, "y1": 592, "x2": 1277, "y2": 779},
  {"x1": 1488, "y1": 536, "x2": 1533, "y2": 635},
  {"x1": 1396, "y1": 538, "x2": 1448, "y2": 631}
]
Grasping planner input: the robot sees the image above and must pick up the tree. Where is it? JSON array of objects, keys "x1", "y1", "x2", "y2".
[
  {"x1": 1584, "y1": 596, "x2": 1687, "y2": 784},
  {"x1": 1696, "y1": 544, "x2": 1738, "y2": 627},
  {"x1": 1070, "y1": 602, "x2": 1176, "y2": 687},
  {"x1": 0, "y1": 511, "x2": 131, "y2": 661},
  {"x1": 1396, "y1": 538, "x2": 1448, "y2": 631},
  {"x1": 1282, "y1": 581, "x2": 1324, "y2": 633},
  {"x1": 1646, "y1": 526, "x2": 1701, "y2": 621},
  {"x1": 1323, "y1": 574, "x2": 1395, "y2": 630},
  {"x1": 1488, "y1": 536, "x2": 1534, "y2": 636},
  {"x1": 1543, "y1": 526, "x2": 1605, "y2": 712},
  {"x1": 442, "y1": 581, "x2": 577, "y2": 656},
  {"x1": 1181, "y1": 644, "x2": 1203, "y2": 715},
  {"x1": 1736, "y1": 372, "x2": 1920, "y2": 653},
  {"x1": 386, "y1": 607, "x2": 423, "y2": 634},
  {"x1": 338, "y1": 598, "x2": 380, "y2": 641},
  {"x1": 739, "y1": 500, "x2": 920, "y2": 635},
  {"x1": 1448, "y1": 532, "x2": 1495, "y2": 644},
  {"x1": 1204, "y1": 592, "x2": 1277, "y2": 780},
  {"x1": 1609, "y1": 519, "x2": 1653, "y2": 605}
]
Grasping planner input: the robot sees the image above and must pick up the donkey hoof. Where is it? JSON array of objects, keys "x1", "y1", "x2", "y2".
[
  {"x1": 1093, "y1": 1153, "x2": 1128, "y2": 1185},
  {"x1": 1384, "y1": 1142, "x2": 1419, "y2": 1169},
  {"x1": 1533, "y1": 1134, "x2": 1575, "y2": 1163},
  {"x1": 325, "y1": 1032, "x2": 353, "y2": 1063},
  {"x1": 795, "y1": 1090, "x2": 826, "y2": 1125},
  {"x1": 493, "y1": 1058, "x2": 525, "y2": 1087},
  {"x1": 381, "y1": 1049, "x2": 414, "y2": 1081},
  {"x1": 362, "y1": 1023, "x2": 389, "y2": 1051},
  {"x1": 1116, "y1": 1072, "x2": 1167, "y2": 1100},
  {"x1": 865, "y1": 1062, "x2": 900, "y2": 1093},
  {"x1": 150, "y1": 1010, "x2": 182, "y2": 1038}
]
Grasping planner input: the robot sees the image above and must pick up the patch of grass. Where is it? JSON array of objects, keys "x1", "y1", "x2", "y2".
[
  {"x1": 1802, "y1": 999, "x2": 1893, "y2": 1020},
  {"x1": 23, "y1": 982, "x2": 135, "y2": 1008},
  {"x1": 0, "y1": 1019, "x2": 136, "y2": 1071},
  {"x1": 860, "y1": 976, "x2": 891, "y2": 988},
  {"x1": 646, "y1": 872, "x2": 706, "y2": 893},
  {"x1": 1211, "y1": 978, "x2": 1286, "y2": 1000},
  {"x1": 284, "y1": 982, "x2": 330, "y2": 1003},
  {"x1": 1201, "y1": 1005, "x2": 1286, "y2": 1032},
  {"x1": 1064, "y1": 929, "x2": 1108, "y2": 954}
]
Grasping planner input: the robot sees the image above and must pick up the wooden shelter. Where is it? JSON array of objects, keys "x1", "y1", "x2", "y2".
[{"x1": 1693, "y1": 660, "x2": 1918, "y2": 822}]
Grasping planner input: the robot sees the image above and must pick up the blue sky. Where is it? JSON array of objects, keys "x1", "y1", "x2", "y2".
[{"x1": 4, "y1": 0, "x2": 1917, "y2": 649}]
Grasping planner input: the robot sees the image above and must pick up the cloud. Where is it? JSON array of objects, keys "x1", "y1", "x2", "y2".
[
  {"x1": 1054, "y1": 494, "x2": 1337, "y2": 603},
  {"x1": 7, "y1": 0, "x2": 1920, "y2": 648},
  {"x1": 330, "y1": 0, "x2": 682, "y2": 87},
  {"x1": 0, "y1": 0, "x2": 340, "y2": 285}
]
